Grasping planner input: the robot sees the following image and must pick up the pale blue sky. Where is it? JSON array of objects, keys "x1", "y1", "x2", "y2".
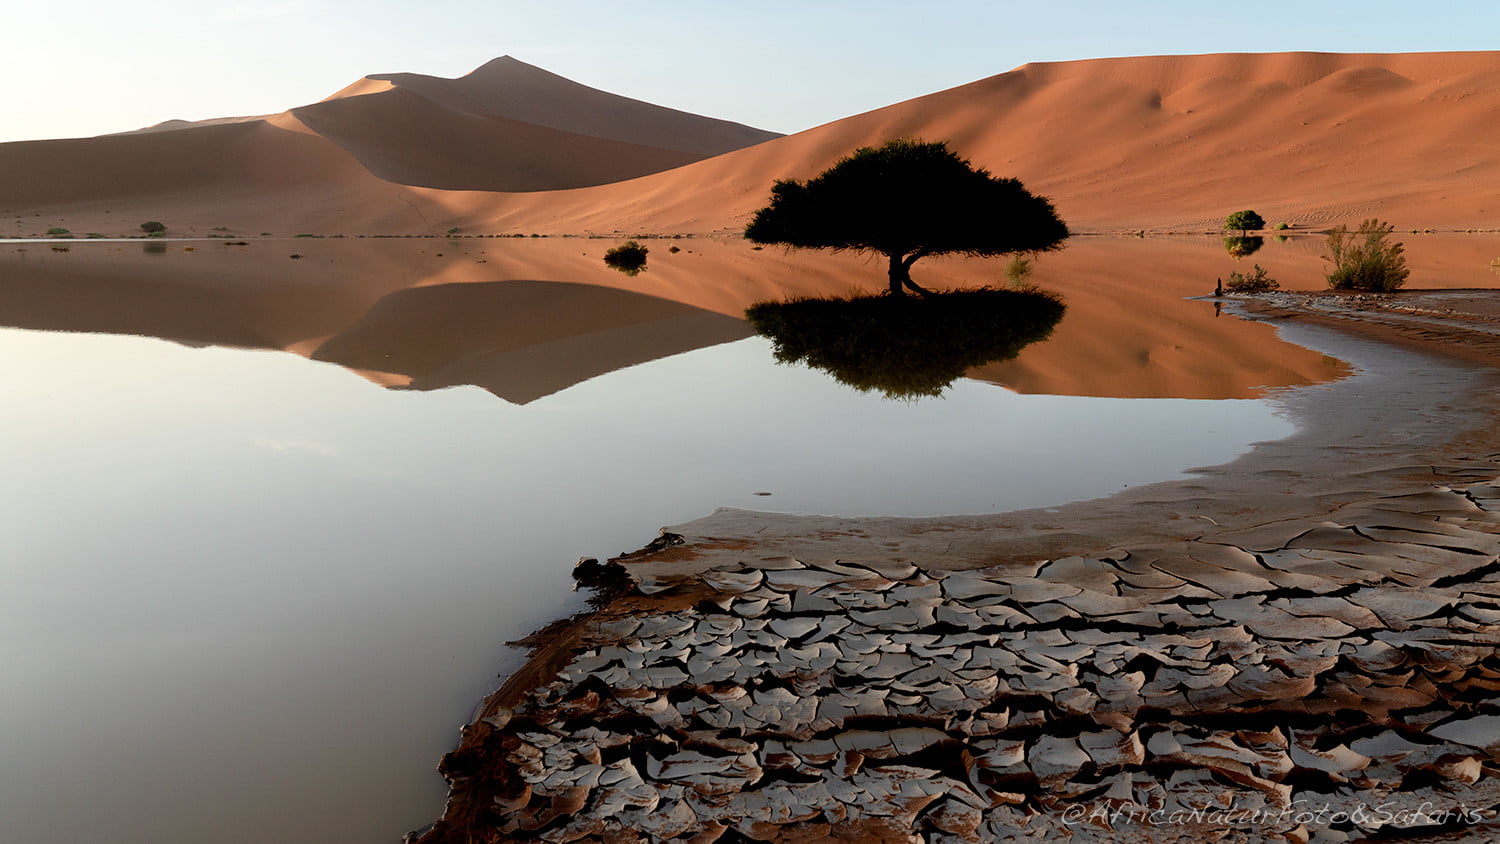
[{"x1": 4, "y1": 1, "x2": 1497, "y2": 143}]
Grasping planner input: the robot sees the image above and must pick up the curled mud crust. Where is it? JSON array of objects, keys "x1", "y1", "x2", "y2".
[
  {"x1": 413, "y1": 298, "x2": 1500, "y2": 843},
  {"x1": 415, "y1": 468, "x2": 1500, "y2": 843}
]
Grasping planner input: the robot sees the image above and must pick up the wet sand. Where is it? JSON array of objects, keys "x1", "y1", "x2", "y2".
[{"x1": 414, "y1": 292, "x2": 1500, "y2": 842}]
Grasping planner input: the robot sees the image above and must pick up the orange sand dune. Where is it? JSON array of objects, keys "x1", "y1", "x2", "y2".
[
  {"x1": 0, "y1": 57, "x2": 780, "y2": 236},
  {"x1": 472, "y1": 51, "x2": 1500, "y2": 236},
  {"x1": 7, "y1": 51, "x2": 1497, "y2": 238}
]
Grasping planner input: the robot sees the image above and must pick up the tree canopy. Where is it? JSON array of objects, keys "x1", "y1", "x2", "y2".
[
  {"x1": 1223, "y1": 210, "x2": 1265, "y2": 235},
  {"x1": 744, "y1": 139, "x2": 1069, "y2": 296}
]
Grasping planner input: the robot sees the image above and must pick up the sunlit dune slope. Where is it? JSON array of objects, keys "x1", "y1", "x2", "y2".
[{"x1": 475, "y1": 51, "x2": 1500, "y2": 234}]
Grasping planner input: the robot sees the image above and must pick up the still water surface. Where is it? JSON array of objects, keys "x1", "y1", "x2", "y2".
[{"x1": 0, "y1": 238, "x2": 1351, "y2": 843}]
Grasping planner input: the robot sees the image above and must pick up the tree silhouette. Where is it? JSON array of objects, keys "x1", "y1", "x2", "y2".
[{"x1": 745, "y1": 139, "x2": 1069, "y2": 296}]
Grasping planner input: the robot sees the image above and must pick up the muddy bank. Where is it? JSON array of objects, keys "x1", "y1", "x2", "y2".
[{"x1": 413, "y1": 295, "x2": 1500, "y2": 843}]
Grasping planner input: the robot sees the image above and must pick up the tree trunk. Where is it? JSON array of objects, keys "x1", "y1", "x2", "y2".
[
  {"x1": 887, "y1": 253, "x2": 910, "y2": 295},
  {"x1": 887, "y1": 252, "x2": 932, "y2": 297}
]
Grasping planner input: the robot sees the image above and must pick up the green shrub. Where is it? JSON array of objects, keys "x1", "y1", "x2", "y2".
[
  {"x1": 603, "y1": 240, "x2": 649, "y2": 275},
  {"x1": 139, "y1": 221, "x2": 166, "y2": 233},
  {"x1": 1324, "y1": 219, "x2": 1408, "y2": 291},
  {"x1": 45, "y1": 227, "x2": 70, "y2": 235},
  {"x1": 1274, "y1": 222, "x2": 1290, "y2": 231},
  {"x1": 86, "y1": 232, "x2": 106, "y2": 238},
  {"x1": 1224, "y1": 210, "x2": 1265, "y2": 235},
  {"x1": 446, "y1": 227, "x2": 460, "y2": 235},
  {"x1": 1223, "y1": 264, "x2": 1278, "y2": 293},
  {"x1": 147, "y1": 231, "x2": 166, "y2": 238}
]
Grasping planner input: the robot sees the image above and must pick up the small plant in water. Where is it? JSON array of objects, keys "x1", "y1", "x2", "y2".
[
  {"x1": 604, "y1": 240, "x2": 649, "y2": 275},
  {"x1": 1223, "y1": 264, "x2": 1278, "y2": 293},
  {"x1": 1324, "y1": 219, "x2": 1408, "y2": 291}
]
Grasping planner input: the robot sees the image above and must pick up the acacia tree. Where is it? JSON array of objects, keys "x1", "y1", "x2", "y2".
[
  {"x1": 744, "y1": 139, "x2": 1069, "y2": 296},
  {"x1": 1224, "y1": 210, "x2": 1265, "y2": 236}
]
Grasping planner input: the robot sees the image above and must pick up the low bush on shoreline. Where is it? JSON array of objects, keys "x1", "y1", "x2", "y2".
[
  {"x1": 1224, "y1": 264, "x2": 1278, "y2": 293},
  {"x1": 1325, "y1": 219, "x2": 1408, "y2": 292}
]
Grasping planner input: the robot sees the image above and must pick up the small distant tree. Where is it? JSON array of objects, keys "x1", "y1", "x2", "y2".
[
  {"x1": 1324, "y1": 219, "x2": 1408, "y2": 291},
  {"x1": 1224, "y1": 210, "x2": 1265, "y2": 236},
  {"x1": 140, "y1": 221, "x2": 166, "y2": 233},
  {"x1": 745, "y1": 139, "x2": 1069, "y2": 296}
]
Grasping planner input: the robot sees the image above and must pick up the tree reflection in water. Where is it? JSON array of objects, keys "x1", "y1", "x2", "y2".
[
  {"x1": 745, "y1": 288, "x2": 1065, "y2": 399},
  {"x1": 1223, "y1": 235, "x2": 1264, "y2": 258}
]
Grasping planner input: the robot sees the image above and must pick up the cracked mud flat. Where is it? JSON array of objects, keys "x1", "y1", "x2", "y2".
[{"x1": 414, "y1": 297, "x2": 1500, "y2": 843}]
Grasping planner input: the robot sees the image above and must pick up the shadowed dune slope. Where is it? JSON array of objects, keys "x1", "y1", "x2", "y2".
[
  {"x1": 355, "y1": 56, "x2": 782, "y2": 157},
  {"x1": 473, "y1": 50, "x2": 1500, "y2": 234},
  {"x1": 289, "y1": 87, "x2": 704, "y2": 192}
]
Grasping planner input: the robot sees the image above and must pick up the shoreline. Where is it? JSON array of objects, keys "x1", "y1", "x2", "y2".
[{"x1": 414, "y1": 293, "x2": 1500, "y2": 842}]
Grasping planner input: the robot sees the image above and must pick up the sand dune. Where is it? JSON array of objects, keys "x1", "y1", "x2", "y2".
[
  {"x1": 356, "y1": 57, "x2": 781, "y2": 157},
  {"x1": 0, "y1": 57, "x2": 780, "y2": 236},
  {"x1": 289, "y1": 87, "x2": 704, "y2": 192},
  {"x1": 7, "y1": 51, "x2": 1497, "y2": 238},
  {"x1": 471, "y1": 51, "x2": 1500, "y2": 235}
]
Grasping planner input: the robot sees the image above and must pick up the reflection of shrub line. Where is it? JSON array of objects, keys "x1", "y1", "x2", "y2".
[{"x1": 746, "y1": 288, "x2": 1065, "y2": 400}]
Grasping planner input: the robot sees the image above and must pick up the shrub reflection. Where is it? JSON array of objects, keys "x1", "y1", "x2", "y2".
[
  {"x1": 1223, "y1": 236, "x2": 1264, "y2": 258},
  {"x1": 746, "y1": 288, "x2": 1065, "y2": 400}
]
